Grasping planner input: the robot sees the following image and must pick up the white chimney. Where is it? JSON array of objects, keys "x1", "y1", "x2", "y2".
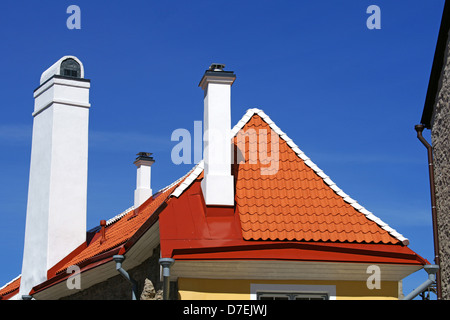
[
  {"x1": 134, "y1": 152, "x2": 155, "y2": 209},
  {"x1": 198, "y1": 64, "x2": 236, "y2": 206},
  {"x1": 19, "y1": 56, "x2": 90, "y2": 298}
]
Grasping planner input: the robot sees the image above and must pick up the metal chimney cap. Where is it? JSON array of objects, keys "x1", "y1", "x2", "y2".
[
  {"x1": 134, "y1": 152, "x2": 155, "y2": 167},
  {"x1": 136, "y1": 152, "x2": 152, "y2": 157},
  {"x1": 209, "y1": 63, "x2": 226, "y2": 71},
  {"x1": 135, "y1": 152, "x2": 154, "y2": 161},
  {"x1": 199, "y1": 64, "x2": 236, "y2": 88}
]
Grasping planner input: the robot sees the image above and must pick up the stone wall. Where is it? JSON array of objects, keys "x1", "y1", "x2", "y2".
[
  {"x1": 431, "y1": 30, "x2": 450, "y2": 300},
  {"x1": 61, "y1": 246, "x2": 177, "y2": 300}
]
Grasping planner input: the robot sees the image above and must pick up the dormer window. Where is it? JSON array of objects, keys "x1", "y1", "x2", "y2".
[{"x1": 60, "y1": 58, "x2": 81, "y2": 78}]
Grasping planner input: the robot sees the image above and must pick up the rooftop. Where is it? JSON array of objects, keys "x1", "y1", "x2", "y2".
[{"x1": 1, "y1": 108, "x2": 425, "y2": 300}]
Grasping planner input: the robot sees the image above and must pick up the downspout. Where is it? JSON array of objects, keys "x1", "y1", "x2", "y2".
[
  {"x1": 402, "y1": 264, "x2": 439, "y2": 300},
  {"x1": 159, "y1": 258, "x2": 175, "y2": 300},
  {"x1": 414, "y1": 124, "x2": 442, "y2": 299},
  {"x1": 113, "y1": 255, "x2": 138, "y2": 300}
]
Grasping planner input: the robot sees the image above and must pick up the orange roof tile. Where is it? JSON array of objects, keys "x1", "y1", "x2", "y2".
[
  {"x1": 0, "y1": 276, "x2": 20, "y2": 299},
  {"x1": 232, "y1": 110, "x2": 405, "y2": 244}
]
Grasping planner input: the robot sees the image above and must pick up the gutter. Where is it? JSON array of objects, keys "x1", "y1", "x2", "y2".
[
  {"x1": 113, "y1": 255, "x2": 138, "y2": 300},
  {"x1": 414, "y1": 124, "x2": 442, "y2": 299},
  {"x1": 402, "y1": 264, "x2": 439, "y2": 300},
  {"x1": 159, "y1": 258, "x2": 175, "y2": 300}
]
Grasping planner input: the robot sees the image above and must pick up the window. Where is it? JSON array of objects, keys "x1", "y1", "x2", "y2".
[
  {"x1": 60, "y1": 58, "x2": 81, "y2": 79},
  {"x1": 64, "y1": 69, "x2": 78, "y2": 77},
  {"x1": 257, "y1": 292, "x2": 328, "y2": 300},
  {"x1": 250, "y1": 284, "x2": 336, "y2": 300}
]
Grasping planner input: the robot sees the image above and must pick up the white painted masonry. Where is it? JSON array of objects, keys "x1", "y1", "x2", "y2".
[
  {"x1": 19, "y1": 56, "x2": 90, "y2": 298},
  {"x1": 134, "y1": 153, "x2": 155, "y2": 208},
  {"x1": 199, "y1": 64, "x2": 236, "y2": 206}
]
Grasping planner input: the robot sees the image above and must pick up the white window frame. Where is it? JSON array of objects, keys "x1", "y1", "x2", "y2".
[{"x1": 250, "y1": 283, "x2": 337, "y2": 300}]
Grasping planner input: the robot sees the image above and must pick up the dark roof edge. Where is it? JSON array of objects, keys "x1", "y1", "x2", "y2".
[
  {"x1": 421, "y1": 0, "x2": 450, "y2": 128},
  {"x1": 29, "y1": 246, "x2": 122, "y2": 296}
]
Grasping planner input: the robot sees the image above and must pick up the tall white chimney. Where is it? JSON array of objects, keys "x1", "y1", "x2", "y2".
[
  {"x1": 19, "y1": 56, "x2": 90, "y2": 298},
  {"x1": 134, "y1": 152, "x2": 155, "y2": 209},
  {"x1": 198, "y1": 64, "x2": 236, "y2": 206}
]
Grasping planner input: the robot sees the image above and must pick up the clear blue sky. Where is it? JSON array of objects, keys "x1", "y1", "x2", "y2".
[{"x1": 0, "y1": 0, "x2": 445, "y2": 298}]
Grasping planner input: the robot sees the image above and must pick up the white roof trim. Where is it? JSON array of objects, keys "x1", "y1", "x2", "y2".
[
  {"x1": 168, "y1": 108, "x2": 409, "y2": 245},
  {"x1": 104, "y1": 167, "x2": 199, "y2": 227},
  {"x1": 0, "y1": 166, "x2": 206, "y2": 297},
  {"x1": 106, "y1": 206, "x2": 134, "y2": 226},
  {"x1": 170, "y1": 160, "x2": 204, "y2": 198}
]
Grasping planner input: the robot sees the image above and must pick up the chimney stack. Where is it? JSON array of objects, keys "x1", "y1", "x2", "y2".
[
  {"x1": 199, "y1": 64, "x2": 236, "y2": 206},
  {"x1": 134, "y1": 152, "x2": 155, "y2": 209},
  {"x1": 19, "y1": 56, "x2": 90, "y2": 298}
]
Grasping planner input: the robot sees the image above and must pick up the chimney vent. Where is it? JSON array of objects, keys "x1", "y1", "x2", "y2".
[
  {"x1": 100, "y1": 220, "x2": 106, "y2": 244},
  {"x1": 136, "y1": 152, "x2": 154, "y2": 162},
  {"x1": 209, "y1": 63, "x2": 226, "y2": 72}
]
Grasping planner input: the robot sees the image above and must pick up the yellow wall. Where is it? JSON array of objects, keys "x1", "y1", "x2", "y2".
[{"x1": 178, "y1": 278, "x2": 400, "y2": 300}]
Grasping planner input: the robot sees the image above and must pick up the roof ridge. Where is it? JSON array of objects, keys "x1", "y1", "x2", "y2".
[
  {"x1": 170, "y1": 161, "x2": 204, "y2": 198},
  {"x1": 103, "y1": 170, "x2": 195, "y2": 227},
  {"x1": 105, "y1": 206, "x2": 134, "y2": 226}
]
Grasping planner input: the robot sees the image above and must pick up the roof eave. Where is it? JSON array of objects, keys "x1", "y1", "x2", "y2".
[
  {"x1": 421, "y1": 0, "x2": 450, "y2": 128},
  {"x1": 29, "y1": 246, "x2": 123, "y2": 296}
]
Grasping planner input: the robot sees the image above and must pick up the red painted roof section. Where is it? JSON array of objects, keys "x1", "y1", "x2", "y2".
[
  {"x1": 234, "y1": 114, "x2": 400, "y2": 244},
  {"x1": 158, "y1": 175, "x2": 427, "y2": 266}
]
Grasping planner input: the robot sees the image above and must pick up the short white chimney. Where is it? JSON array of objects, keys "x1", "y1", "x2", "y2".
[
  {"x1": 134, "y1": 152, "x2": 155, "y2": 209},
  {"x1": 198, "y1": 64, "x2": 236, "y2": 206},
  {"x1": 19, "y1": 56, "x2": 90, "y2": 298}
]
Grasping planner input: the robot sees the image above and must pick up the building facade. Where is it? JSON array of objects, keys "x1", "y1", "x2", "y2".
[{"x1": 420, "y1": 0, "x2": 450, "y2": 300}]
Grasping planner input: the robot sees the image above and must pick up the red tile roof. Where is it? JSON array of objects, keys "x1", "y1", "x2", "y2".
[
  {"x1": 1, "y1": 108, "x2": 421, "y2": 299},
  {"x1": 0, "y1": 181, "x2": 184, "y2": 299},
  {"x1": 53, "y1": 181, "x2": 183, "y2": 275},
  {"x1": 234, "y1": 112, "x2": 402, "y2": 244},
  {"x1": 0, "y1": 276, "x2": 20, "y2": 300}
]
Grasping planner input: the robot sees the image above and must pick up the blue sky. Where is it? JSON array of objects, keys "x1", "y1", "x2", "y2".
[{"x1": 0, "y1": 0, "x2": 445, "y2": 298}]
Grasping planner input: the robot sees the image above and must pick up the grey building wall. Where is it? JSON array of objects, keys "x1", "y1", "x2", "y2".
[
  {"x1": 61, "y1": 246, "x2": 177, "y2": 300},
  {"x1": 431, "y1": 31, "x2": 450, "y2": 300}
]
